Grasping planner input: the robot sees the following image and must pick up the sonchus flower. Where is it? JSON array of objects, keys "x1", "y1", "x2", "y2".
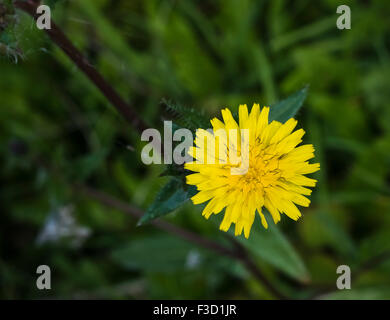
[{"x1": 184, "y1": 104, "x2": 320, "y2": 238}]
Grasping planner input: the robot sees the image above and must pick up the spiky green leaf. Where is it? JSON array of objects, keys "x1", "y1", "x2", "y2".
[
  {"x1": 138, "y1": 177, "x2": 197, "y2": 225},
  {"x1": 269, "y1": 86, "x2": 309, "y2": 123},
  {"x1": 163, "y1": 99, "x2": 209, "y2": 131}
]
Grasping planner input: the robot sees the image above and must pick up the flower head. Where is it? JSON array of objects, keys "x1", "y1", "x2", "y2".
[{"x1": 185, "y1": 104, "x2": 320, "y2": 238}]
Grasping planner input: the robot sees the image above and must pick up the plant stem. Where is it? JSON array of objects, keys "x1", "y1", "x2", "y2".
[
  {"x1": 14, "y1": 0, "x2": 148, "y2": 135},
  {"x1": 76, "y1": 184, "x2": 235, "y2": 259},
  {"x1": 77, "y1": 184, "x2": 287, "y2": 299}
]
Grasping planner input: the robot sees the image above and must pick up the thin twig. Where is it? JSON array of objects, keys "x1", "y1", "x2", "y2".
[
  {"x1": 14, "y1": 0, "x2": 148, "y2": 135},
  {"x1": 76, "y1": 184, "x2": 235, "y2": 259},
  {"x1": 76, "y1": 184, "x2": 288, "y2": 299}
]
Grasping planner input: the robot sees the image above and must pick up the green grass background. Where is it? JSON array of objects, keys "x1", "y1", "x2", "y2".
[{"x1": 1, "y1": 0, "x2": 390, "y2": 299}]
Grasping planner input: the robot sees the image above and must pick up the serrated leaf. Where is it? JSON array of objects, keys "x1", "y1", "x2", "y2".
[
  {"x1": 159, "y1": 163, "x2": 186, "y2": 177},
  {"x1": 138, "y1": 178, "x2": 197, "y2": 225},
  {"x1": 163, "y1": 99, "x2": 209, "y2": 131},
  {"x1": 269, "y1": 86, "x2": 308, "y2": 123},
  {"x1": 235, "y1": 213, "x2": 309, "y2": 282}
]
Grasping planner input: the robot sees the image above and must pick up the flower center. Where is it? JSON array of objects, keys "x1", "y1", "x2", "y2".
[{"x1": 238, "y1": 149, "x2": 281, "y2": 189}]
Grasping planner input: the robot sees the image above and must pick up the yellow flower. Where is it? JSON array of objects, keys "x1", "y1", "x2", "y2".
[{"x1": 184, "y1": 104, "x2": 320, "y2": 238}]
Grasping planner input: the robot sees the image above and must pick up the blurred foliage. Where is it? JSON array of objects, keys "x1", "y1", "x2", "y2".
[{"x1": 1, "y1": 0, "x2": 390, "y2": 299}]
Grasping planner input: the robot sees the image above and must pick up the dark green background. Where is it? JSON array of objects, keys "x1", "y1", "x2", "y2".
[{"x1": 1, "y1": 0, "x2": 390, "y2": 299}]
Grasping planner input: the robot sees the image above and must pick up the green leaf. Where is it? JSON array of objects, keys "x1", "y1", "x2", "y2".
[
  {"x1": 138, "y1": 177, "x2": 197, "y2": 225},
  {"x1": 159, "y1": 163, "x2": 186, "y2": 177},
  {"x1": 235, "y1": 213, "x2": 309, "y2": 282},
  {"x1": 269, "y1": 86, "x2": 309, "y2": 123},
  {"x1": 112, "y1": 234, "x2": 196, "y2": 273},
  {"x1": 163, "y1": 99, "x2": 210, "y2": 131}
]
